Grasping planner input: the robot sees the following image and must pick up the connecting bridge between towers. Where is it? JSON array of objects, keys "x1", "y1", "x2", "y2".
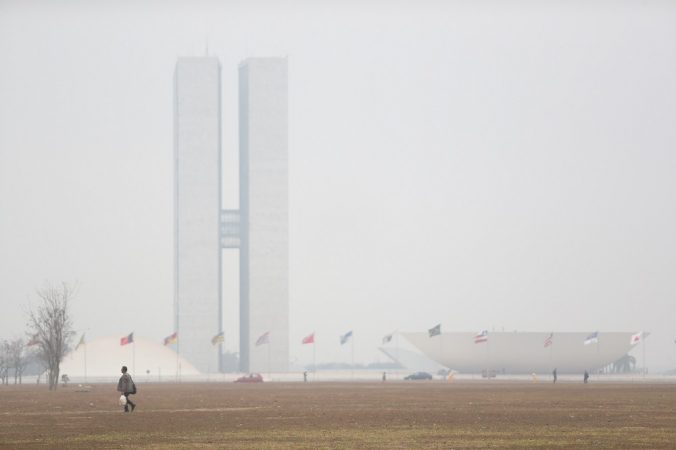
[{"x1": 220, "y1": 210, "x2": 241, "y2": 248}]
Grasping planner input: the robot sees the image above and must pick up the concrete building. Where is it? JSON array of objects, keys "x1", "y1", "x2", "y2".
[
  {"x1": 378, "y1": 347, "x2": 445, "y2": 374},
  {"x1": 399, "y1": 331, "x2": 646, "y2": 375},
  {"x1": 61, "y1": 335, "x2": 201, "y2": 379},
  {"x1": 173, "y1": 57, "x2": 223, "y2": 373},
  {"x1": 238, "y1": 58, "x2": 289, "y2": 372}
]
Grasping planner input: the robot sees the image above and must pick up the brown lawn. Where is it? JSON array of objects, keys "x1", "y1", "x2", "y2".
[{"x1": 1, "y1": 381, "x2": 675, "y2": 449}]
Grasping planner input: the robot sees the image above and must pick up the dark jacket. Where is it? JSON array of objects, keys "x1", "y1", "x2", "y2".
[{"x1": 117, "y1": 373, "x2": 133, "y2": 393}]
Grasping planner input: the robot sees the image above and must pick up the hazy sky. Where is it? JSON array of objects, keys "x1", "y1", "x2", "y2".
[{"x1": 1, "y1": 0, "x2": 675, "y2": 370}]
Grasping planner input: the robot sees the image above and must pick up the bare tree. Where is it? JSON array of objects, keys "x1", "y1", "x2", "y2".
[
  {"x1": 0, "y1": 340, "x2": 9, "y2": 385},
  {"x1": 8, "y1": 337, "x2": 31, "y2": 384},
  {"x1": 25, "y1": 281, "x2": 78, "y2": 390}
]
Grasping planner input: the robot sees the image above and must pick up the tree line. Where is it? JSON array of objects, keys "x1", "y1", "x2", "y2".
[{"x1": 0, "y1": 337, "x2": 32, "y2": 385}]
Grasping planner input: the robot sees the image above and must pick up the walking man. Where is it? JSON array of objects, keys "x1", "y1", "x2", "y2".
[
  {"x1": 553, "y1": 368, "x2": 557, "y2": 384},
  {"x1": 117, "y1": 366, "x2": 136, "y2": 412},
  {"x1": 583, "y1": 370, "x2": 589, "y2": 384}
]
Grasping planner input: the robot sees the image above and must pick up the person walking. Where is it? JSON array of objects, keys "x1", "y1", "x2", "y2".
[
  {"x1": 117, "y1": 366, "x2": 136, "y2": 412},
  {"x1": 583, "y1": 370, "x2": 589, "y2": 384},
  {"x1": 552, "y1": 368, "x2": 557, "y2": 384},
  {"x1": 303, "y1": 371, "x2": 307, "y2": 382},
  {"x1": 382, "y1": 372, "x2": 387, "y2": 383}
]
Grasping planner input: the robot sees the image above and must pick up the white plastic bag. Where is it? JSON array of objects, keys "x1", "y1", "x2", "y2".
[{"x1": 119, "y1": 394, "x2": 127, "y2": 406}]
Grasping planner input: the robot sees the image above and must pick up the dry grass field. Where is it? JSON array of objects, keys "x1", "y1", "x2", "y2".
[{"x1": 1, "y1": 380, "x2": 675, "y2": 449}]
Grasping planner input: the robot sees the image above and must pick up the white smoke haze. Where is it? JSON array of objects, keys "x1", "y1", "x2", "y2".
[{"x1": 1, "y1": 0, "x2": 675, "y2": 371}]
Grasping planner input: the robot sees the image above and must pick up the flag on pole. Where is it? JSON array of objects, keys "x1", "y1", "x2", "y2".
[
  {"x1": 164, "y1": 332, "x2": 178, "y2": 346},
  {"x1": 474, "y1": 330, "x2": 488, "y2": 344},
  {"x1": 630, "y1": 331, "x2": 643, "y2": 345},
  {"x1": 302, "y1": 333, "x2": 315, "y2": 345},
  {"x1": 212, "y1": 332, "x2": 224, "y2": 345},
  {"x1": 75, "y1": 334, "x2": 85, "y2": 351},
  {"x1": 584, "y1": 331, "x2": 598, "y2": 345},
  {"x1": 255, "y1": 331, "x2": 270, "y2": 346},
  {"x1": 340, "y1": 331, "x2": 353, "y2": 345},
  {"x1": 26, "y1": 334, "x2": 40, "y2": 347},
  {"x1": 121, "y1": 332, "x2": 134, "y2": 346},
  {"x1": 382, "y1": 333, "x2": 393, "y2": 345},
  {"x1": 428, "y1": 324, "x2": 441, "y2": 338},
  {"x1": 544, "y1": 333, "x2": 553, "y2": 348}
]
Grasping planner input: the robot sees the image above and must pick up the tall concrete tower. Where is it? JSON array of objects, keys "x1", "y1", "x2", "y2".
[
  {"x1": 173, "y1": 56, "x2": 288, "y2": 374},
  {"x1": 238, "y1": 58, "x2": 289, "y2": 373},
  {"x1": 173, "y1": 57, "x2": 222, "y2": 374}
]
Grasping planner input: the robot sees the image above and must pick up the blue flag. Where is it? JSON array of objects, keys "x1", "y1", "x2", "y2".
[
  {"x1": 584, "y1": 331, "x2": 598, "y2": 345},
  {"x1": 340, "y1": 331, "x2": 353, "y2": 345}
]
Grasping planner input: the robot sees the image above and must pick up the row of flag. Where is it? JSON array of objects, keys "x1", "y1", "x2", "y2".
[
  {"x1": 548, "y1": 331, "x2": 643, "y2": 347},
  {"x1": 27, "y1": 329, "x2": 353, "y2": 349},
  {"x1": 124, "y1": 330, "x2": 276, "y2": 348},
  {"x1": 582, "y1": 330, "x2": 644, "y2": 346},
  {"x1": 427, "y1": 325, "x2": 645, "y2": 348},
  {"x1": 24, "y1": 329, "x2": 648, "y2": 350},
  {"x1": 428, "y1": 324, "x2": 488, "y2": 344},
  {"x1": 26, "y1": 333, "x2": 88, "y2": 349},
  {"x1": 160, "y1": 331, "x2": 224, "y2": 347}
]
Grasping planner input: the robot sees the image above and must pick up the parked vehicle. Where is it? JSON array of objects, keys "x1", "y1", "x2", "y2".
[
  {"x1": 404, "y1": 372, "x2": 433, "y2": 380},
  {"x1": 235, "y1": 373, "x2": 264, "y2": 383}
]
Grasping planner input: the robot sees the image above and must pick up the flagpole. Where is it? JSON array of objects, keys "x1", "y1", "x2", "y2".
[
  {"x1": 597, "y1": 333, "x2": 600, "y2": 382},
  {"x1": 84, "y1": 334, "x2": 87, "y2": 384},
  {"x1": 396, "y1": 332, "x2": 399, "y2": 380},
  {"x1": 268, "y1": 338, "x2": 271, "y2": 381},
  {"x1": 313, "y1": 340, "x2": 316, "y2": 381},
  {"x1": 440, "y1": 331, "x2": 443, "y2": 370},
  {"x1": 549, "y1": 341, "x2": 553, "y2": 381},
  {"x1": 642, "y1": 332, "x2": 646, "y2": 381},
  {"x1": 351, "y1": 333, "x2": 354, "y2": 381},
  {"x1": 177, "y1": 314, "x2": 180, "y2": 382},
  {"x1": 486, "y1": 335, "x2": 490, "y2": 381}
]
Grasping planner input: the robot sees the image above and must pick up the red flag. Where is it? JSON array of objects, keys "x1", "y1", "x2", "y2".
[
  {"x1": 474, "y1": 330, "x2": 488, "y2": 344},
  {"x1": 544, "y1": 333, "x2": 553, "y2": 348},
  {"x1": 27, "y1": 334, "x2": 40, "y2": 346},
  {"x1": 121, "y1": 332, "x2": 134, "y2": 346},
  {"x1": 164, "y1": 332, "x2": 178, "y2": 346},
  {"x1": 630, "y1": 331, "x2": 643, "y2": 345},
  {"x1": 302, "y1": 333, "x2": 315, "y2": 345},
  {"x1": 255, "y1": 331, "x2": 269, "y2": 346}
]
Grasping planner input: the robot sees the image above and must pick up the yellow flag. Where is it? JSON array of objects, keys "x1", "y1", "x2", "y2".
[{"x1": 75, "y1": 334, "x2": 85, "y2": 351}]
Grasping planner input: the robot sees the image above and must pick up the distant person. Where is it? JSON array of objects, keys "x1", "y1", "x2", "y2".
[
  {"x1": 303, "y1": 371, "x2": 307, "y2": 382},
  {"x1": 117, "y1": 366, "x2": 136, "y2": 412},
  {"x1": 382, "y1": 372, "x2": 386, "y2": 383},
  {"x1": 553, "y1": 368, "x2": 557, "y2": 384},
  {"x1": 583, "y1": 370, "x2": 589, "y2": 384}
]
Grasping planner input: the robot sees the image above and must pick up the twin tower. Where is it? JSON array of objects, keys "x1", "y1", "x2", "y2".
[{"x1": 173, "y1": 57, "x2": 288, "y2": 373}]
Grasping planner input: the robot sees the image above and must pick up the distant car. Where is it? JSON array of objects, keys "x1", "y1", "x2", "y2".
[
  {"x1": 235, "y1": 373, "x2": 264, "y2": 383},
  {"x1": 404, "y1": 372, "x2": 433, "y2": 380}
]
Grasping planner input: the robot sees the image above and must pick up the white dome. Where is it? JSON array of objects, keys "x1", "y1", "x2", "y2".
[{"x1": 59, "y1": 334, "x2": 201, "y2": 379}]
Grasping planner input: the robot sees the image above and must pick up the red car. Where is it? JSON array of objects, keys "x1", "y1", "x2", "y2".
[{"x1": 234, "y1": 373, "x2": 264, "y2": 383}]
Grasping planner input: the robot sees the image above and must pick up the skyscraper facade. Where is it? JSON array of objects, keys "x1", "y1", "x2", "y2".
[
  {"x1": 238, "y1": 58, "x2": 289, "y2": 373},
  {"x1": 173, "y1": 57, "x2": 222, "y2": 374}
]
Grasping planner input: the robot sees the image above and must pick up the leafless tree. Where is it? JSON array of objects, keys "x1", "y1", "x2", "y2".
[
  {"x1": 25, "y1": 281, "x2": 78, "y2": 390},
  {"x1": 0, "y1": 340, "x2": 10, "y2": 385},
  {"x1": 8, "y1": 337, "x2": 32, "y2": 384}
]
